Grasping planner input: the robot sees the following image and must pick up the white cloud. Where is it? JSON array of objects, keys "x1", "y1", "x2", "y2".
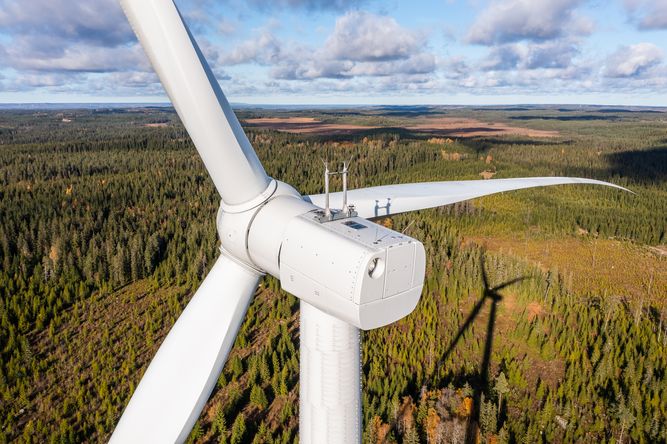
[
  {"x1": 218, "y1": 19, "x2": 238, "y2": 35},
  {"x1": 5, "y1": 73, "x2": 73, "y2": 90},
  {"x1": 108, "y1": 71, "x2": 160, "y2": 88},
  {"x1": 624, "y1": 0, "x2": 667, "y2": 30},
  {"x1": 219, "y1": 31, "x2": 283, "y2": 65},
  {"x1": 348, "y1": 54, "x2": 436, "y2": 76},
  {"x1": 604, "y1": 43, "x2": 663, "y2": 78},
  {"x1": 0, "y1": 0, "x2": 162, "y2": 94},
  {"x1": 323, "y1": 11, "x2": 423, "y2": 62},
  {"x1": 441, "y1": 56, "x2": 471, "y2": 79},
  {"x1": 456, "y1": 62, "x2": 596, "y2": 94},
  {"x1": 0, "y1": 0, "x2": 151, "y2": 75},
  {"x1": 482, "y1": 40, "x2": 579, "y2": 71},
  {"x1": 247, "y1": 0, "x2": 369, "y2": 11},
  {"x1": 0, "y1": 0, "x2": 132, "y2": 46},
  {"x1": 272, "y1": 59, "x2": 353, "y2": 80},
  {"x1": 6, "y1": 42, "x2": 148, "y2": 73},
  {"x1": 459, "y1": 71, "x2": 507, "y2": 89},
  {"x1": 0, "y1": 0, "x2": 664, "y2": 102},
  {"x1": 268, "y1": 11, "x2": 436, "y2": 82},
  {"x1": 467, "y1": 0, "x2": 592, "y2": 45}
]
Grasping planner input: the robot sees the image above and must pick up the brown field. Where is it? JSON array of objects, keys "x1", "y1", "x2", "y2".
[
  {"x1": 466, "y1": 235, "x2": 667, "y2": 303},
  {"x1": 144, "y1": 122, "x2": 169, "y2": 127},
  {"x1": 404, "y1": 117, "x2": 559, "y2": 138},
  {"x1": 243, "y1": 117, "x2": 378, "y2": 135},
  {"x1": 245, "y1": 117, "x2": 319, "y2": 124},
  {"x1": 243, "y1": 116, "x2": 559, "y2": 138}
]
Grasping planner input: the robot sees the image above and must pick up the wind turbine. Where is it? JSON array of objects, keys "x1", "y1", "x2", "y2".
[{"x1": 112, "y1": 1, "x2": 628, "y2": 442}]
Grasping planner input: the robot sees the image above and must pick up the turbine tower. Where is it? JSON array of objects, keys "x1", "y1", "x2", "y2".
[{"x1": 112, "y1": 1, "x2": 628, "y2": 442}]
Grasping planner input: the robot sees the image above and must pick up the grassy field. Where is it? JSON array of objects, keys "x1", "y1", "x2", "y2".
[{"x1": 465, "y1": 234, "x2": 666, "y2": 302}]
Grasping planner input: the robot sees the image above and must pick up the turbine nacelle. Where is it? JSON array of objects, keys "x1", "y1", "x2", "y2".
[
  {"x1": 216, "y1": 179, "x2": 426, "y2": 330},
  {"x1": 280, "y1": 212, "x2": 425, "y2": 329}
]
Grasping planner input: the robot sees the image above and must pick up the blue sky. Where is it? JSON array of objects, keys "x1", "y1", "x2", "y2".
[{"x1": 0, "y1": 0, "x2": 666, "y2": 105}]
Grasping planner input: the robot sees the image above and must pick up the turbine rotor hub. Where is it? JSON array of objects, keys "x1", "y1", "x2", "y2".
[{"x1": 216, "y1": 179, "x2": 310, "y2": 274}]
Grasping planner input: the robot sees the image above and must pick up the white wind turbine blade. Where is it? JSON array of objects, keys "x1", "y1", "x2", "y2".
[
  {"x1": 110, "y1": 255, "x2": 260, "y2": 444},
  {"x1": 306, "y1": 177, "x2": 630, "y2": 219},
  {"x1": 119, "y1": 0, "x2": 271, "y2": 206}
]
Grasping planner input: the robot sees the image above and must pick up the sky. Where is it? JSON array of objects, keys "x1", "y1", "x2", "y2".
[{"x1": 0, "y1": 0, "x2": 666, "y2": 105}]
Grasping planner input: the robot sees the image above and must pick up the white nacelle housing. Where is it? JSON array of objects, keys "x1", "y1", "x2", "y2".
[{"x1": 279, "y1": 211, "x2": 425, "y2": 330}]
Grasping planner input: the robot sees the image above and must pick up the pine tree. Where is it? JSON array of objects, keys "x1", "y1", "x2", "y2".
[
  {"x1": 212, "y1": 403, "x2": 227, "y2": 441},
  {"x1": 250, "y1": 384, "x2": 268, "y2": 409},
  {"x1": 230, "y1": 413, "x2": 246, "y2": 444},
  {"x1": 229, "y1": 355, "x2": 243, "y2": 380},
  {"x1": 494, "y1": 372, "x2": 510, "y2": 418},
  {"x1": 613, "y1": 397, "x2": 635, "y2": 444},
  {"x1": 186, "y1": 421, "x2": 202, "y2": 443},
  {"x1": 404, "y1": 427, "x2": 420, "y2": 444},
  {"x1": 479, "y1": 394, "x2": 497, "y2": 436}
]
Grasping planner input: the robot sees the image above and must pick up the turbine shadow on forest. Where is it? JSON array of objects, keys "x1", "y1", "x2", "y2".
[{"x1": 433, "y1": 254, "x2": 527, "y2": 444}]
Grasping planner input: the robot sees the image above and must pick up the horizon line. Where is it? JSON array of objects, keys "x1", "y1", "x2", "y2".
[{"x1": 1, "y1": 102, "x2": 666, "y2": 110}]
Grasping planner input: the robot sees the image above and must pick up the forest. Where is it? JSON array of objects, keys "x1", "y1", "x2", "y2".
[{"x1": 0, "y1": 105, "x2": 665, "y2": 443}]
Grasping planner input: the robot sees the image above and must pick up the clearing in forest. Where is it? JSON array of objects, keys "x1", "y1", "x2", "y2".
[
  {"x1": 243, "y1": 116, "x2": 559, "y2": 138},
  {"x1": 467, "y1": 235, "x2": 667, "y2": 303}
]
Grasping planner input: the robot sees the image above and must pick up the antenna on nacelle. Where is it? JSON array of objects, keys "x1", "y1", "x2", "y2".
[
  {"x1": 322, "y1": 159, "x2": 331, "y2": 219},
  {"x1": 342, "y1": 160, "x2": 348, "y2": 213},
  {"x1": 317, "y1": 159, "x2": 357, "y2": 222}
]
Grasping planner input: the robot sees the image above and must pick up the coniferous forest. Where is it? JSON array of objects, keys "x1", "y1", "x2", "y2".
[{"x1": 0, "y1": 106, "x2": 665, "y2": 443}]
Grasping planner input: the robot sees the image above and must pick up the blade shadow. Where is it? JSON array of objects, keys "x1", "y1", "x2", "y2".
[
  {"x1": 430, "y1": 253, "x2": 526, "y2": 444},
  {"x1": 431, "y1": 259, "x2": 526, "y2": 382},
  {"x1": 467, "y1": 257, "x2": 526, "y2": 444}
]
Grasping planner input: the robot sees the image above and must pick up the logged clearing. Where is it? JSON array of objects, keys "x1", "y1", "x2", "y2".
[
  {"x1": 245, "y1": 117, "x2": 318, "y2": 124},
  {"x1": 404, "y1": 117, "x2": 559, "y2": 137},
  {"x1": 243, "y1": 117, "x2": 378, "y2": 134},
  {"x1": 21, "y1": 280, "x2": 180, "y2": 440},
  {"x1": 243, "y1": 116, "x2": 559, "y2": 138},
  {"x1": 466, "y1": 235, "x2": 667, "y2": 302},
  {"x1": 22, "y1": 278, "x2": 298, "y2": 442}
]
